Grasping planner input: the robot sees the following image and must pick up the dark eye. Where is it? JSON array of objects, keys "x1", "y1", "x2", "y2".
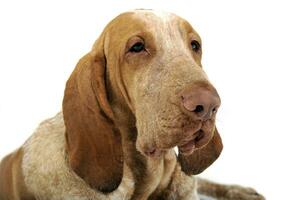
[
  {"x1": 191, "y1": 40, "x2": 201, "y2": 52},
  {"x1": 129, "y1": 42, "x2": 145, "y2": 53}
]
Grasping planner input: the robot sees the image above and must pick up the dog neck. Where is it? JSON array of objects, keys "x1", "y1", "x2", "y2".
[{"x1": 115, "y1": 117, "x2": 176, "y2": 199}]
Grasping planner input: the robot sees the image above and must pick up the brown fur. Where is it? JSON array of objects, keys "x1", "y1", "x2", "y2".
[
  {"x1": 0, "y1": 10, "x2": 264, "y2": 200},
  {"x1": 0, "y1": 149, "x2": 34, "y2": 200},
  {"x1": 63, "y1": 52, "x2": 124, "y2": 192}
]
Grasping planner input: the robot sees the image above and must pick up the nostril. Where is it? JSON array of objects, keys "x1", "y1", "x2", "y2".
[
  {"x1": 212, "y1": 106, "x2": 218, "y2": 114},
  {"x1": 212, "y1": 107, "x2": 216, "y2": 113},
  {"x1": 194, "y1": 105, "x2": 204, "y2": 113}
]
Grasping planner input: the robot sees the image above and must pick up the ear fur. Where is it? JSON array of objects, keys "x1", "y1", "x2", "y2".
[
  {"x1": 178, "y1": 127, "x2": 223, "y2": 175},
  {"x1": 63, "y1": 50, "x2": 123, "y2": 192}
]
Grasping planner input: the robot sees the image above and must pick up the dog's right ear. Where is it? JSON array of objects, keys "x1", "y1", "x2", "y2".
[{"x1": 63, "y1": 44, "x2": 123, "y2": 192}]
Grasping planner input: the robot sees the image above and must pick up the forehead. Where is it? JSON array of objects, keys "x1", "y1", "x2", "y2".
[
  {"x1": 107, "y1": 10, "x2": 196, "y2": 38},
  {"x1": 134, "y1": 10, "x2": 194, "y2": 34},
  {"x1": 133, "y1": 10, "x2": 177, "y2": 24}
]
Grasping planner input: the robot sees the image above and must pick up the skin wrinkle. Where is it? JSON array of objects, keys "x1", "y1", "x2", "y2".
[
  {"x1": 111, "y1": 37, "x2": 134, "y2": 115},
  {"x1": 117, "y1": 60, "x2": 134, "y2": 113}
]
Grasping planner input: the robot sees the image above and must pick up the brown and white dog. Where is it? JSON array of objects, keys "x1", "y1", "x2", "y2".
[{"x1": 0, "y1": 10, "x2": 264, "y2": 200}]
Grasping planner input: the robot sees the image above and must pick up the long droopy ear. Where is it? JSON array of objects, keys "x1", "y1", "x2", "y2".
[
  {"x1": 178, "y1": 127, "x2": 223, "y2": 175},
  {"x1": 63, "y1": 48, "x2": 123, "y2": 192}
]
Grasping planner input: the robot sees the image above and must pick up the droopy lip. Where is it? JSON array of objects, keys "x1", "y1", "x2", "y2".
[
  {"x1": 178, "y1": 130, "x2": 203, "y2": 154},
  {"x1": 178, "y1": 129, "x2": 213, "y2": 155},
  {"x1": 142, "y1": 128, "x2": 213, "y2": 157},
  {"x1": 141, "y1": 118, "x2": 215, "y2": 157}
]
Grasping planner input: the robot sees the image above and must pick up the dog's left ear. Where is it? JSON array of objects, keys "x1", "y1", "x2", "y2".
[{"x1": 178, "y1": 127, "x2": 223, "y2": 175}]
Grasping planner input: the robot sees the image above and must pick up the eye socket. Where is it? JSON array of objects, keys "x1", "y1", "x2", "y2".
[
  {"x1": 129, "y1": 42, "x2": 145, "y2": 53},
  {"x1": 191, "y1": 40, "x2": 201, "y2": 52}
]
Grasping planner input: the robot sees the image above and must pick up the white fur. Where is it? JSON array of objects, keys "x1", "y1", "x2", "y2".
[
  {"x1": 22, "y1": 112, "x2": 134, "y2": 200},
  {"x1": 133, "y1": 10, "x2": 188, "y2": 58},
  {"x1": 198, "y1": 194, "x2": 216, "y2": 200}
]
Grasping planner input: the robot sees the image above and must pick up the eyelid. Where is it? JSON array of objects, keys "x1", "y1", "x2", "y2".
[{"x1": 127, "y1": 37, "x2": 144, "y2": 47}]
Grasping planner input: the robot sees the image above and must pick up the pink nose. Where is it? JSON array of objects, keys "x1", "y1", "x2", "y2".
[{"x1": 180, "y1": 85, "x2": 221, "y2": 121}]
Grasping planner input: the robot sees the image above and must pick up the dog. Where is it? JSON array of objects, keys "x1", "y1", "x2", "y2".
[{"x1": 0, "y1": 10, "x2": 264, "y2": 200}]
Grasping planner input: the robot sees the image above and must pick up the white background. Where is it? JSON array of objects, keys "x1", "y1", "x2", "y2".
[{"x1": 0, "y1": 0, "x2": 300, "y2": 199}]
